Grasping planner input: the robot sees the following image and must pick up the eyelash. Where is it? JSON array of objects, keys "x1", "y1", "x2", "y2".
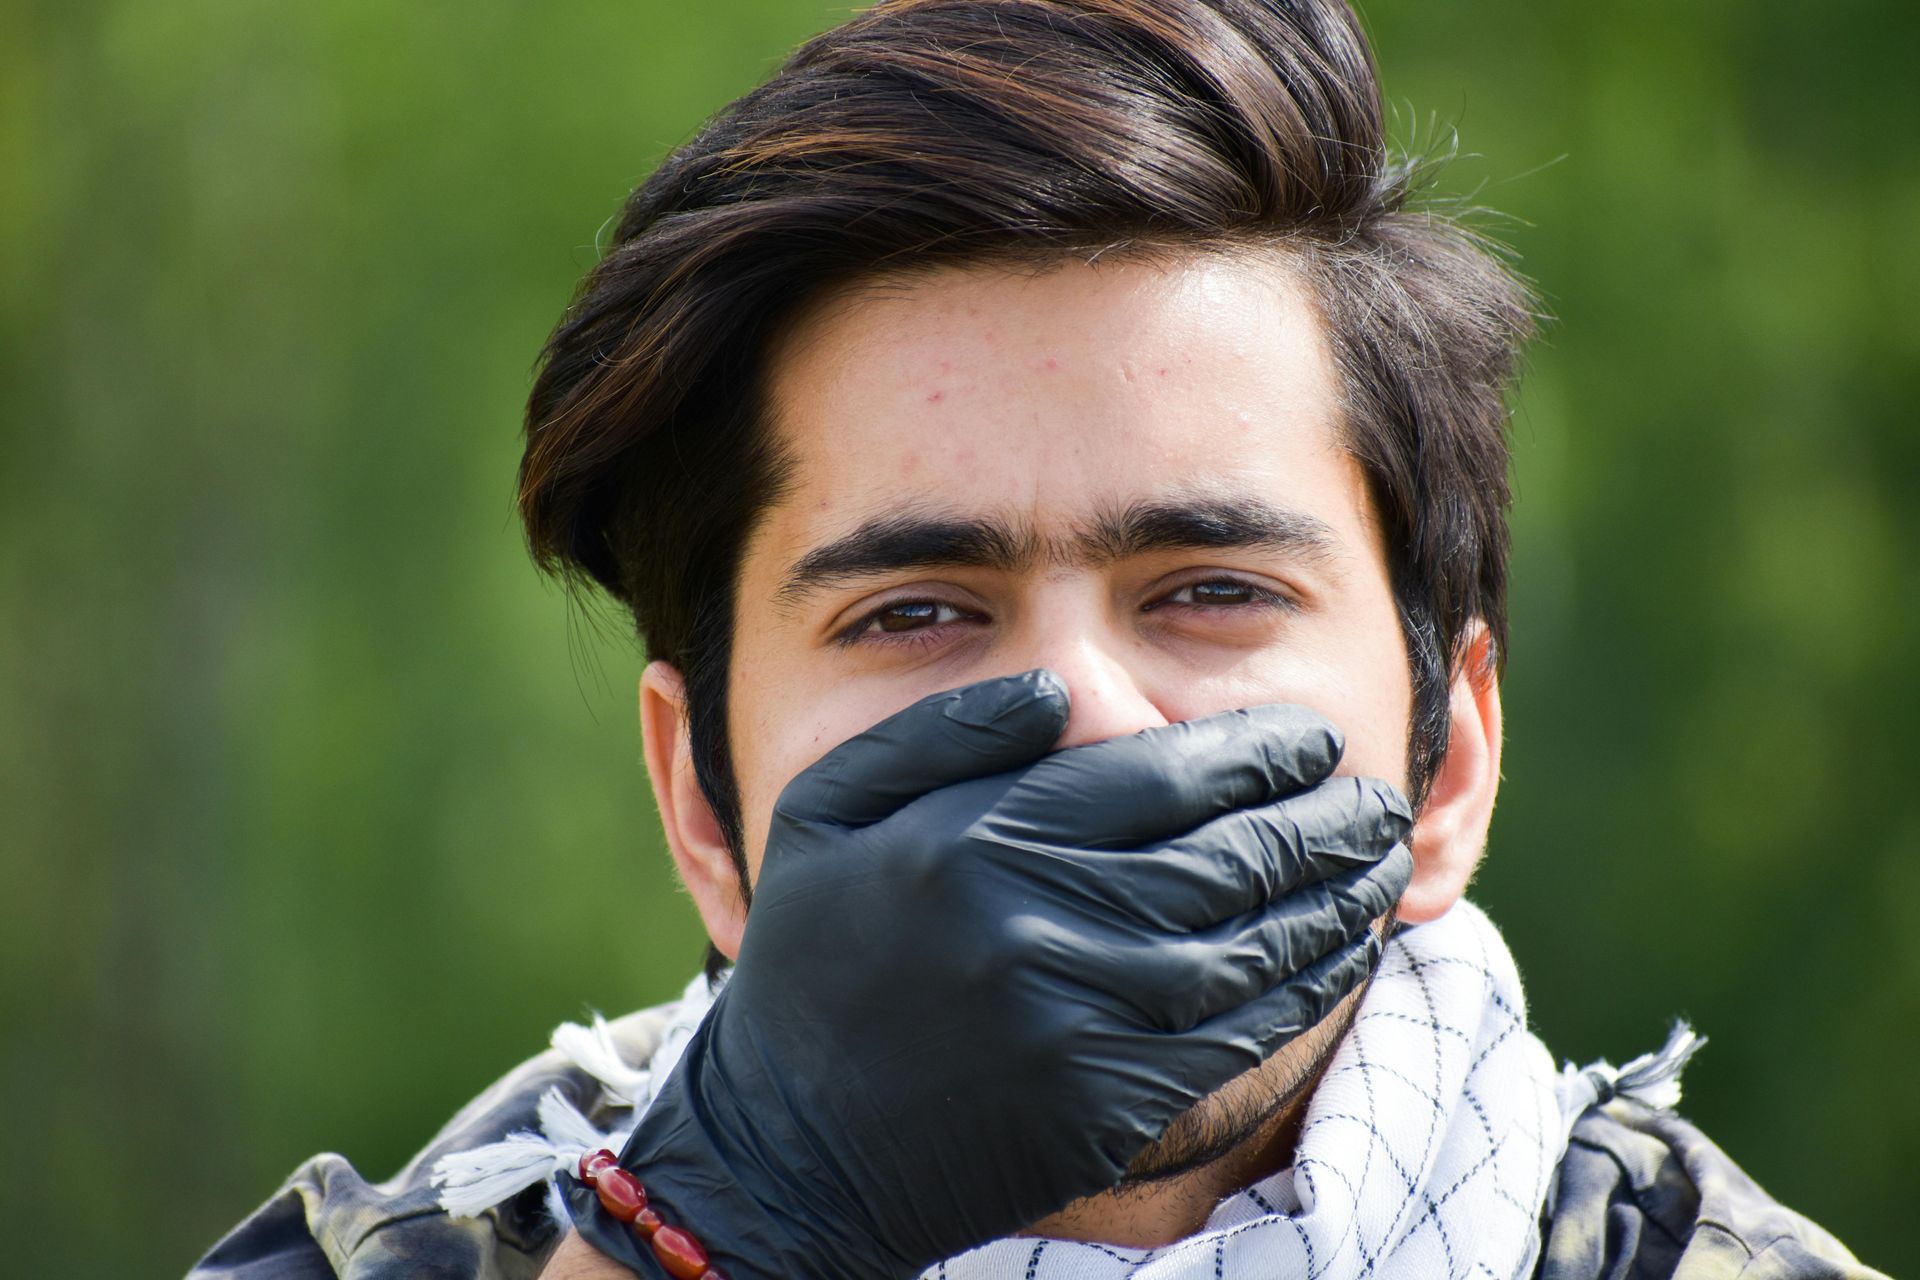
[
  {"x1": 1149, "y1": 580, "x2": 1293, "y2": 613},
  {"x1": 834, "y1": 577, "x2": 1293, "y2": 648},
  {"x1": 834, "y1": 600, "x2": 979, "y2": 650}
]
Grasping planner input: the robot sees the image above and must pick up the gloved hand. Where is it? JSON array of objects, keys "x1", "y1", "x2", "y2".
[{"x1": 565, "y1": 670, "x2": 1413, "y2": 1279}]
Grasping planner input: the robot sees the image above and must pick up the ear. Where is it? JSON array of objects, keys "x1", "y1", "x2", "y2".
[
  {"x1": 639, "y1": 660, "x2": 747, "y2": 960},
  {"x1": 1397, "y1": 621, "x2": 1503, "y2": 924}
]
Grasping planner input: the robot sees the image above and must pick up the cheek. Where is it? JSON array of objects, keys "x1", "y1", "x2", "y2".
[{"x1": 1166, "y1": 632, "x2": 1411, "y2": 791}]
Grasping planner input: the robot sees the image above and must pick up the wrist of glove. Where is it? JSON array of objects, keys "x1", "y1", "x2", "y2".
[
  {"x1": 569, "y1": 671, "x2": 1413, "y2": 1280},
  {"x1": 563, "y1": 1018, "x2": 913, "y2": 1280}
]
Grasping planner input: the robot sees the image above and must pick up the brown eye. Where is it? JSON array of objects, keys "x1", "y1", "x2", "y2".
[
  {"x1": 875, "y1": 601, "x2": 942, "y2": 632},
  {"x1": 834, "y1": 598, "x2": 983, "y2": 649}
]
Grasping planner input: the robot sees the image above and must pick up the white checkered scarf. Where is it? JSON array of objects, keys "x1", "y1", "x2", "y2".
[
  {"x1": 933, "y1": 898, "x2": 1564, "y2": 1280},
  {"x1": 437, "y1": 899, "x2": 1699, "y2": 1280}
]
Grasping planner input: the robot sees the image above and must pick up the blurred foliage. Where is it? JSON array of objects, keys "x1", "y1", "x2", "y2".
[{"x1": 2, "y1": 0, "x2": 1914, "y2": 1274}]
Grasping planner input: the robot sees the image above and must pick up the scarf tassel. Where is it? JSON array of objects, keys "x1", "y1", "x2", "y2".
[
  {"x1": 1554, "y1": 1019, "x2": 1705, "y2": 1139},
  {"x1": 430, "y1": 1087, "x2": 633, "y2": 1220},
  {"x1": 432, "y1": 978, "x2": 718, "y2": 1221}
]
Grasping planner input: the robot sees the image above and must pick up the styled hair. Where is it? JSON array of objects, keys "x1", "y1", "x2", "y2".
[{"x1": 518, "y1": 0, "x2": 1534, "y2": 973}]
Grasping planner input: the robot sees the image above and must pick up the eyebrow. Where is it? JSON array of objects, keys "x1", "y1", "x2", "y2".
[
  {"x1": 775, "y1": 511, "x2": 1037, "y2": 609},
  {"x1": 1086, "y1": 496, "x2": 1341, "y2": 565},
  {"x1": 773, "y1": 494, "x2": 1341, "y2": 610}
]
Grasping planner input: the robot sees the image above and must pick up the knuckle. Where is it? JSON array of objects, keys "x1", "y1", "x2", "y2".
[
  {"x1": 1366, "y1": 777, "x2": 1414, "y2": 833},
  {"x1": 1254, "y1": 703, "x2": 1343, "y2": 765}
]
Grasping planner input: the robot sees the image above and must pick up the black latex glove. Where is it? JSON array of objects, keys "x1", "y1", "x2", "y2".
[{"x1": 564, "y1": 669, "x2": 1413, "y2": 1279}]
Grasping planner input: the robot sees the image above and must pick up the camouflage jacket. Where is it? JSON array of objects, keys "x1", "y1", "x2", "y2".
[{"x1": 189, "y1": 1000, "x2": 1890, "y2": 1280}]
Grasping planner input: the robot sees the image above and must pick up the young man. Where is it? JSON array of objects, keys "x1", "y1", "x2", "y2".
[{"x1": 193, "y1": 2, "x2": 1884, "y2": 1278}]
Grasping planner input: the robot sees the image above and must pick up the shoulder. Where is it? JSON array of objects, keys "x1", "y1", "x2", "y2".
[
  {"x1": 187, "y1": 1002, "x2": 681, "y2": 1280},
  {"x1": 1539, "y1": 1098, "x2": 1889, "y2": 1280}
]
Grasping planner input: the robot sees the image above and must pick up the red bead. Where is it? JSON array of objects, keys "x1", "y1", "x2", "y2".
[
  {"x1": 594, "y1": 1167, "x2": 647, "y2": 1222},
  {"x1": 633, "y1": 1207, "x2": 663, "y2": 1238},
  {"x1": 578, "y1": 1149, "x2": 619, "y2": 1182},
  {"x1": 651, "y1": 1224, "x2": 710, "y2": 1279}
]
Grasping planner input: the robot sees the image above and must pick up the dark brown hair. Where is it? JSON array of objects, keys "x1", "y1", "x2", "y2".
[{"x1": 518, "y1": 0, "x2": 1534, "y2": 972}]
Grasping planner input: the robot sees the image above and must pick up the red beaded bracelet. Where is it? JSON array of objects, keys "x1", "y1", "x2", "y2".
[{"x1": 577, "y1": 1148, "x2": 728, "y2": 1280}]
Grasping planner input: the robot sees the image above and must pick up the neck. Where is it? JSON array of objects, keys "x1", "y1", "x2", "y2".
[
  {"x1": 1023, "y1": 1086, "x2": 1311, "y2": 1247},
  {"x1": 1017, "y1": 967, "x2": 1378, "y2": 1249}
]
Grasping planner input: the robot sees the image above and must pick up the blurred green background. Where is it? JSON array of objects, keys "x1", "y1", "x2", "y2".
[{"x1": 3, "y1": 0, "x2": 1915, "y2": 1274}]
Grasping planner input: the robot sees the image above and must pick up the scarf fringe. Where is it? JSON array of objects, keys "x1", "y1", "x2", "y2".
[
  {"x1": 430, "y1": 1086, "x2": 633, "y2": 1219},
  {"x1": 1555, "y1": 1019, "x2": 1705, "y2": 1131},
  {"x1": 432, "y1": 973, "x2": 718, "y2": 1220},
  {"x1": 430, "y1": 1122, "x2": 577, "y2": 1219},
  {"x1": 551, "y1": 1015, "x2": 652, "y2": 1105}
]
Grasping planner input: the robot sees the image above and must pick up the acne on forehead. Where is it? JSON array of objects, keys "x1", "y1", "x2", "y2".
[{"x1": 747, "y1": 253, "x2": 1360, "y2": 576}]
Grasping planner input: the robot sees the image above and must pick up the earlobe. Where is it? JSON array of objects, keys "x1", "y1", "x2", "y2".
[
  {"x1": 1397, "y1": 624, "x2": 1503, "y2": 924},
  {"x1": 639, "y1": 661, "x2": 748, "y2": 960}
]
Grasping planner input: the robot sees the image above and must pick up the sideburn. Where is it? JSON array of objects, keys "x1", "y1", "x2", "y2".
[{"x1": 681, "y1": 591, "x2": 753, "y2": 985}]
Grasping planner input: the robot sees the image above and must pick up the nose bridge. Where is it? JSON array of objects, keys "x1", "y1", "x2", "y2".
[{"x1": 1017, "y1": 592, "x2": 1168, "y2": 749}]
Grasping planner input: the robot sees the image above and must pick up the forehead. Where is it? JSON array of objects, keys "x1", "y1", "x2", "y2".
[{"x1": 749, "y1": 252, "x2": 1363, "y2": 566}]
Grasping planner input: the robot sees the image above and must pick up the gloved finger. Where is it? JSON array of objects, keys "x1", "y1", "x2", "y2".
[
  {"x1": 984, "y1": 703, "x2": 1345, "y2": 849},
  {"x1": 1102, "y1": 845, "x2": 1410, "y2": 1034},
  {"x1": 1145, "y1": 926, "x2": 1390, "y2": 1097},
  {"x1": 991, "y1": 775, "x2": 1412, "y2": 932},
  {"x1": 773, "y1": 669, "x2": 1069, "y2": 827}
]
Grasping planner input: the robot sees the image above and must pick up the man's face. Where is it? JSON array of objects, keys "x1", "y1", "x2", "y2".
[{"x1": 723, "y1": 250, "x2": 1414, "y2": 1186}]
